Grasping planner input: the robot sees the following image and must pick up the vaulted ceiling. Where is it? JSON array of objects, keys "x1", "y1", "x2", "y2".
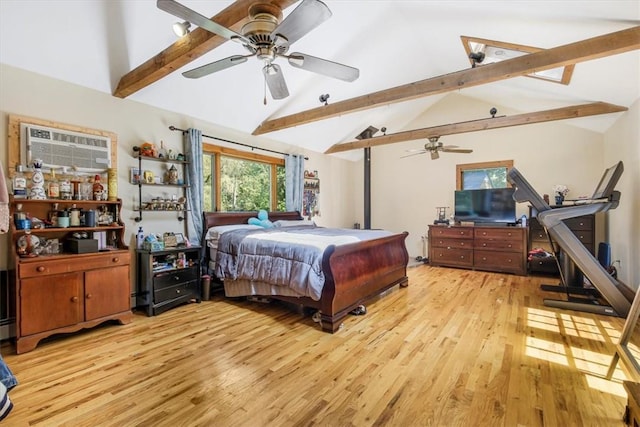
[{"x1": 1, "y1": 1, "x2": 638, "y2": 160}]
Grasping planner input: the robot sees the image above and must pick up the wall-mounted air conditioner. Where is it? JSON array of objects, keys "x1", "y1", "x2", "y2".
[{"x1": 20, "y1": 123, "x2": 111, "y2": 172}]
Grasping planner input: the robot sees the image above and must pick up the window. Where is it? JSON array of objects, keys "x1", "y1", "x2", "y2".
[
  {"x1": 456, "y1": 160, "x2": 513, "y2": 190},
  {"x1": 460, "y1": 36, "x2": 575, "y2": 85},
  {"x1": 202, "y1": 143, "x2": 285, "y2": 212}
]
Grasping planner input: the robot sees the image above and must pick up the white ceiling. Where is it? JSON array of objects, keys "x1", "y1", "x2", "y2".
[{"x1": 1, "y1": 1, "x2": 639, "y2": 161}]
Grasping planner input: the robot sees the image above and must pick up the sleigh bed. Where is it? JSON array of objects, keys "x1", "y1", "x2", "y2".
[{"x1": 202, "y1": 211, "x2": 409, "y2": 332}]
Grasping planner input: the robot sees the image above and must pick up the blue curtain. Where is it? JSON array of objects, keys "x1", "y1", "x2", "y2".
[
  {"x1": 285, "y1": 154, "x2": 304, "y2": 213},
  {"x1": 184, "y1": 128, "x2": 203, "y2": 245}
]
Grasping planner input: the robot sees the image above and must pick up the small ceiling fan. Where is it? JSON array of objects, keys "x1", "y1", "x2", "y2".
[
  {"x1": 402, "y1": 137, "x2": 473, "y2": 160},
  {"x1": 157, "y1": 0, "x2": 360, "y2": 100}
]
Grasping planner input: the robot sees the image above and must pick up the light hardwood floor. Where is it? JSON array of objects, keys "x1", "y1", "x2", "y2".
[{"x1": 1, "y1": 265, "x2": 632, "y2": 426}]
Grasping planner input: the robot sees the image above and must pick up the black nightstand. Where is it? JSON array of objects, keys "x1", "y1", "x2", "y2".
[{"x1": 136, "y1": 246, "x2": 202, "y2": 316}]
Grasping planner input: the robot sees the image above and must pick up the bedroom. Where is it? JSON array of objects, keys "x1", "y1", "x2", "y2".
[{"x1": 0, "y1": 0, "x2": 639, "y2": 425}]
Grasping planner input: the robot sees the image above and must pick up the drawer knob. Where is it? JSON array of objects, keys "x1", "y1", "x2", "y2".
[
  {"x1": 37, "y1": 266, "x2": 45, "y2": 272},
  {"x1": 86, "y1": 293, "x2": 92, "y2": 299},
  {"x1": 460, "y1": 231, "x2": 464, "y2": 235},
  {"x1": 482, "y1": 257, "x2": 487, "y2": 261},
  {"x1": 482, "y1": 243, "x2": 487, "y2": 247},
  {"x1": 71, "y1": 296, "x2": 79, "y2": 303},
  {"x1": 507, "y1": 244, "x2": 512, "y2": 248},
  {"x1": 508, "y1": 232, "x2": 512, "y2": 236},
  {"x1": 176, "y1": 289, "x2": 181, "y2": 294},
  {"x1": 174, "y1": 276, "x2": 180, "y2": 281},
  {"x1": 460, "y1": 255, "x2": 465, "y2": 259},
  {"x1": 112, "y1": 257, "x2": 119, "y2": 263}
]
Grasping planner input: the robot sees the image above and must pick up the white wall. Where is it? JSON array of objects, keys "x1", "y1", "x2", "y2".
[
  {"x1": 0, "y1": 64, "x2": 356, "y2": 272},
  {"x1": 604, "y1": 99, "x2": 640, "y2": 288}
]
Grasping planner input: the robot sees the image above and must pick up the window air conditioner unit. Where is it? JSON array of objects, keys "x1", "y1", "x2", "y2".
[{"x1": 20, "y1": 123, "x2": 111, "y2": 172}]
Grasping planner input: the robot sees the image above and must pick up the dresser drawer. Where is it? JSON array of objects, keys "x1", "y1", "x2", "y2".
[
  {"x1": 474, "y1": 250, "x2": 525, "y2": 274},
  {"x1": 564, "y1": 216, "x2": 594, "y2": 231},
  {"x1": 474, "y1": 228, "x2": 523, "y2": 241},
  {"x1": 430, "y1": 238, "x2": 473, "y2": 249},
  {"x1": 154, "y1": 280, "x2": 199, "y2": 304},
  {"x1": 154, "y1": 268, "x2": 199, "y2": 291},
  {"x1": 430, "y1": 248, "x2": 473, "y2": 267},
  {"x1": 430, "y1": 227, "x2": 473, "y2": 239},
  {"x1": 19, "y1": 251, "x2": 130, "y2": 279},
  {"x1": 475, "y1": 238, "x2": 524, "y2": 251},
  {"x1": 529, "y1": 257, "x2": 559, "y2": 274}
]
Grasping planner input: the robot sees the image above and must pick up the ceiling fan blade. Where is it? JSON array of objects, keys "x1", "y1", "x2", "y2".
[
  {"x1": 431, "y1": 151, "x2": 439, "y2": 160},
  {"x1": 263, "y1": 64, "x2": 289, "y2": 100},
  {"x1": 441, "y1": 144, "x2": 459, "y2": 149},
  {"x1": 400, "y1": 151, "x2": 427, "y2": 158},
  {"x1": 442, "y1": 148, "x2": 474, "y2": 153},
  {"x1": 271, "y1": 0, "x2": 331, "y2": 47},
  {"x1": 182, "y1": 55, "x2": 249, "y2": 79},
  {"x1": 157, "y1": 0, "x2": 252, "y2": 45},
  {"x1": 287, "y1": 53, "x2": 359, "y2": 82}
]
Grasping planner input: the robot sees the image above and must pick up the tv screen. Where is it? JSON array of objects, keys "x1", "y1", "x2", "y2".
[{"x1": 454, "y1": 188, "x2": 517, "y2": 224}]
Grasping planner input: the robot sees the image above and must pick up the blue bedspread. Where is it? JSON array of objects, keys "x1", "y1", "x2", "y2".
[{"x1": 215, "y1": 226, "x2": 392, "y2": 300}]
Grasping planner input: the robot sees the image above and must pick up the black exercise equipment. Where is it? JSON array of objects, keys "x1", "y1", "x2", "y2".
[{"x1": 507, "y1": 161, "x2": 633, "y2": 317}]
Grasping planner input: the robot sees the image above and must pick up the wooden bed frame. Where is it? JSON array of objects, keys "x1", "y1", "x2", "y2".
[{"x1": 201, "y1": 211, "x2": 409, "y2": 332}]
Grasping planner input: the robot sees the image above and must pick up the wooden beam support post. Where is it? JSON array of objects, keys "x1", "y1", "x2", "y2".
[
  {"x1": 324, "y1": 102, "x2": 628, "y2": 153},
  {"x1": 254, "y1": 26, "x2": 640, "y2": 136}
]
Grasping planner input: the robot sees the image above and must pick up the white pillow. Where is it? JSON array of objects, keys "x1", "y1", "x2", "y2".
[
  {"x1": 272, "y1": 219, "x2": 316, "y2": 228},
  {"x1": 205, "y1": 224, "x2": 262, "y2": 241}
]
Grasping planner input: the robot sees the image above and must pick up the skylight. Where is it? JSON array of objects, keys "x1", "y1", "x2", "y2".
[{"x1": 461, "y1": 36, "x2": 575, "y2": 85}]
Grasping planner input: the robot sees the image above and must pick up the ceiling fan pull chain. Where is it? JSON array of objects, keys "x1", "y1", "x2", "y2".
[{"x1": 263, "y1": 74, "x2": 268, "y2": 105}]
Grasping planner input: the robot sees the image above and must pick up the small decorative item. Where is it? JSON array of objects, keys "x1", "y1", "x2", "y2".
[
  {"x1": 29, "y1": 159, "x2": 47, "y2": 200},
  {"x1": 107, "y1": 168, "x2": 118, "y2": 201},
  {"x1": 552, "y1": 184, "x2": 569, "y2": 205},
  {"x1": 130, "y1": 167, "x2": 141, "y2": 184},
  {"x1": 167, "y1": 164, "x2": 179, "y2": 185},
  {"x1": 144, "y1": 170, "x2": 154, "y2": 184}
]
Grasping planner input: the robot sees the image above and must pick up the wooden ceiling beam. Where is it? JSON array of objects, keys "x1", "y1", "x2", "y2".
[
  {"x1": 254, "y1": 26, "x2": 640, "y2": 136},
  {"x1": 113, "y1": 0, "x2": 297, "y2": 98},
  {"x1": 324, "y1": 102, "x2": 628, "y2": 154}
]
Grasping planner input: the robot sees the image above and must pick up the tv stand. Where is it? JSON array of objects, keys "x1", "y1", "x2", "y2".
[{"x1": 428, "y1": 224, "x2": 527, "y2": 275}]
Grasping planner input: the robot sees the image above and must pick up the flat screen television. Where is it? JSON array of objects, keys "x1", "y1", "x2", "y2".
[{"x1": 454, "y1": 188, "x2": 517, "y2": 224}]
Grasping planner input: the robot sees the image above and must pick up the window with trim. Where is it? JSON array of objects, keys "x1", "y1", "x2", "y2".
[
  {"x1": 456, "y1": 160, "x2": 513, "y2": 190},
  {"x1": 202, "y1": 143, "x2": 285, "y2": 212}
]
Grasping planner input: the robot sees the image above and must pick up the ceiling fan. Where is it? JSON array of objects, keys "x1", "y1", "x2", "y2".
[
  {"x1": 157, "y1": 0, "x2": 360, "y2": 100},
  {"x1": 402, "y1": 137, "x2": 473, "y2": 160}
]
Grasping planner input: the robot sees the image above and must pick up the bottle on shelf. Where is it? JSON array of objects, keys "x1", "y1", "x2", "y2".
[
  {"x1": 12, "y1": 164, "x2": 27, "y2": 199},
  {"x1": 158, "y1": 140, "x2": 167, "y2": 159},
  {"x1": 93, "y1": 174, "x2": 104, "y2": 201},
  {"x1": 59, "y1": 167, "x2": 73, "y2": 200},
  {"x1": 136, "y1": 226, "x2": 145, "y2": 249},
  {"x1": 47, "y1": 168, "x2": 60, "y2": 199}
]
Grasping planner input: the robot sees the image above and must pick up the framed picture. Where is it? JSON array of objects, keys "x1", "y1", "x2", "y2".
[
  {"x1": 129, "y1": 167, "x2": 141, "y2": 184},
  {"x1": 143, "y1": 170, "x2": 154, "y2": 184},
  {"x1": 163, "y1": 232, "x2": 177, "y2": 248},
  {"x1": 174, "y1": 233, "x2": 185, "y2": 246}
]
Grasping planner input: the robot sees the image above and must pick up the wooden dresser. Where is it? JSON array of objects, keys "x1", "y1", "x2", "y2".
[
  {"x1": 429, "y1": 225, "x2": 527, "y2": 275},
  {"x1": 528, "y1": 206, "x2": 596, "y2": 275}
]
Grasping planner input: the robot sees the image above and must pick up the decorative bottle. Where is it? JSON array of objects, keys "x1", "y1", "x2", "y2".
[
  {"x1": 47, "y1": 168, "x2": 60, "y2": 199},
  {"x1": 158, "y1": 140, "x2": 167, "y2": 159},
  {"x1": 59, "y1": 167, "x2": 73, "y2": 200},
  {"x1": 136, "y1": 227, "x2": 145, "y2": 249},
  {"x1": 92, "y1": 174, "x2": 104, "y2": 201},
  {"x1": 12, "y1": 164, "x2": 27, "y2": 199},
  {"x1": 28, "y1": 159, "x2": 47, "y2": 200}
]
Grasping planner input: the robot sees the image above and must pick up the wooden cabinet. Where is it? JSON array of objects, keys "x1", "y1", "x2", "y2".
[
  {"x1": 528, "y1": 206, "x2": 596, "y2": 275},
  {"x1": 8, "y1": 198, "x2": 132, "y2": 353},
  {"x1": 136, "y1": 247, "x2": 201, "y2": 316},
  {"x1": 473, "y1": 227, "x2": 527, "y2": 275},
  {"x1": 429, "y1": 225, "x2": 527, "y2": 275},
  {"x1": 429, "y1": 226, "x2": 473, "y2": 268}
]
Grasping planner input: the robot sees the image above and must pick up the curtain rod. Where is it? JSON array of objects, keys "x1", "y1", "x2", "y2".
[{"x1": 168, "y1": 126, "x2": 308, "y2": 160}]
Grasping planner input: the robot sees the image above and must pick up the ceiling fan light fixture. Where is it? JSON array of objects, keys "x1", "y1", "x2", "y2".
[{"x1": 172, "y1": 20, "x2": 191, "y2": 37}]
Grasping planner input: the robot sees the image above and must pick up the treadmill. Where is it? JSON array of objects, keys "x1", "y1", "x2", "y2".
[{"x1": 507, "y1": 161, "x2": 632, "y2": 317}]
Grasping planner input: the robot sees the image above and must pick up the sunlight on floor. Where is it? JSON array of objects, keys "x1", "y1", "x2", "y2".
[{"x1": 525, "y1": 307, "x2": 629, "y2": 397}]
